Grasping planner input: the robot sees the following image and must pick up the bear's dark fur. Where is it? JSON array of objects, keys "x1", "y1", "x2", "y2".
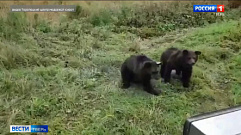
[
  {"x1": 160, "y1": 48, "x2": 201, "y2": 88},
  {"x1": 121, "y1": 55, "x2": 161, "y2": 95}
]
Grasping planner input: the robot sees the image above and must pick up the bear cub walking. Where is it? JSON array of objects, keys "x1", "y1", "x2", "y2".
[
  {"x1": 121, "y1": 55, "x2": 161, "y2": 96},
  {"x1": 160, "y1": 48, "x2": 201, "y2": 88}
]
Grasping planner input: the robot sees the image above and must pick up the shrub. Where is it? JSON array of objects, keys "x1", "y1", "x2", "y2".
[{"x1": 90, "y1": 9, "x2": 114, "y2": 26}]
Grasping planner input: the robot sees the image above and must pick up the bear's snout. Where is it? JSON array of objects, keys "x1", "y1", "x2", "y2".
[{"x1": 190, "y1": 62, "x2": 195, "y2": 66}]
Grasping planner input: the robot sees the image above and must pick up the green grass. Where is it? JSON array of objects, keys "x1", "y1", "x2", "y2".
[{"x1": 0, "y1": 8, "x2": 241, "y2": 135}]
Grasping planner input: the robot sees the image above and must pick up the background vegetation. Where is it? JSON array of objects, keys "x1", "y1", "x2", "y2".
[{"x1": 0, "y1": 1, "x2": 241, "y2": 135}]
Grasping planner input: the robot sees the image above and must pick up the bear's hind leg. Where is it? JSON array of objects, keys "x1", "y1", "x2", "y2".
[
  {"x1": 163, "y1": 64, "x2": 172, "y2": 83},
  {"x1": 176, "y1": 69, "x2": 181, "y2": 76},
  {"x1": 160, "y1": 63, "x2": 166, "y2": 78},
  {"x1": 121, "y1": 65, "x2": 132, "y2": 89}
]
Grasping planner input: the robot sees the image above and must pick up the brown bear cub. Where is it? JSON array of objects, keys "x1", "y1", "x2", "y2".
[
  {"x1": 121, "y1": 55, "x2": 161, "y2": 96},
  {"x1": 160, "y1": 48, "x2": 201, "y2": 88}
]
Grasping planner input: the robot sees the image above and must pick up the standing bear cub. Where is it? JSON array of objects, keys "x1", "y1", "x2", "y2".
[
  {"x1": 160, "y1": 48, "x2": 201, "y2": 88},
  {"x1": 121, "y1": 55, "x2": 161, "y2": 96}
]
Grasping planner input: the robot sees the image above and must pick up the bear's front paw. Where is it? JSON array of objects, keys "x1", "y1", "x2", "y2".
[
  {"x1": 121, "y1": 83, "x2": 130, "y2": 89},
  {"x1": 151, "y1": 90, "x2": 161, "y2": 96},
  {"x1": 164, "y1": 80, "x2": 170, "y2": 83},
  {"x1": 183, "y1": 83, "x2": 189, "y2": 88}
]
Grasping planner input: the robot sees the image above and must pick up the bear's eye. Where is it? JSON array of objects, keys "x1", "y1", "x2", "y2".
[{"x1": 152, "y1": 71, "x2": 158, "y2": 74}]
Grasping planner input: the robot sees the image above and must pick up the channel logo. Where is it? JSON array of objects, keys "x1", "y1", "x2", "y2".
[
  {"x1": 10, "y1": 125, "x2": 48, "y2": 133},
  {"x1": 193, "y1": 5, "x2": 224, "y2": 12}
]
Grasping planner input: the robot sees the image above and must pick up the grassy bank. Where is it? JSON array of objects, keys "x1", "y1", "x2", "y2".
[{"x1": 0, "y1": 2, "x2": 241, "y2": 135}]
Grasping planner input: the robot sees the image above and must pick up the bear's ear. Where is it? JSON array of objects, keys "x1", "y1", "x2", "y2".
[
  {"x1": 183, "y1": 50, "x2": 189, "y2": 55},
  {"x1": 156, "y1": 62, "x2": 162, "y2": 66},
  {"x1": 143, "y1": 61, "x2": 152, "y2": 68},
  {"x1": 195, "y1": 51, "x2": 201, "y2": 55}
]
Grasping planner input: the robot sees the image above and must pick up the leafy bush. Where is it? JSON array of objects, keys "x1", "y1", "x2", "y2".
[
  {"x1": 36, "y1": 20, "x2": 52, "y2": 33},
  {"x1": 68, "y1": 5, "x2": 90, "y2": 19},
  {"x1": 90, "y1": 9, "x2": 114, "y2": 26}
]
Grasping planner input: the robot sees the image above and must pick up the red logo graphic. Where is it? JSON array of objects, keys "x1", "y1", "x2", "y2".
[{"x1": 217, "y1": 5, "x2": 224, "y2": 12}]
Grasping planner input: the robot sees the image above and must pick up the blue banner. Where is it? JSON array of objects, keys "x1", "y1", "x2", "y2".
[{"x1": 193, "y1": 5, "x2": 217, "y2": 12}]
